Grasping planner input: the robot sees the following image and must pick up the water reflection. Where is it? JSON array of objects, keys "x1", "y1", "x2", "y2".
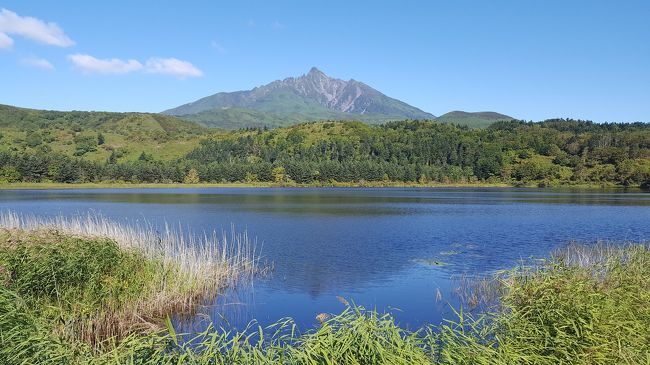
[{"x1": 1, "y1": 187, "x2": 648, "y2": 329}]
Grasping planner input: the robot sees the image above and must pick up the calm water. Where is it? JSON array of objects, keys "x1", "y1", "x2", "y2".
[{"x1": 1, "y1": 188, "x2": 649, "y2": 331}]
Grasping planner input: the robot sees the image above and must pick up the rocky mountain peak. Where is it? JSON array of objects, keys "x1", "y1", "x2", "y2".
[
  {"x1": 300, "y1": 67, "x2": 340, "y2": 86},
  {"x1": 307, "y1": 66, "x2": 326, "y2": 77},
  {"x1": 163, "y1": 67, "x2": 435, "y2": 121}
]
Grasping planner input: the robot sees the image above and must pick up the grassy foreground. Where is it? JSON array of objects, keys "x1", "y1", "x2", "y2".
[
  {"x1": 0, "y1": 212, "x2": 262, "y2": 362},
  {"x1": 1, "y1": 222, "x2": 648, "y2": 364}
]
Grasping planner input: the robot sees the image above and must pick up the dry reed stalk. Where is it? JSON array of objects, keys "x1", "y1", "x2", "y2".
[{"x1": 0, "y1": 211, "x2": 266, "y2": 345}]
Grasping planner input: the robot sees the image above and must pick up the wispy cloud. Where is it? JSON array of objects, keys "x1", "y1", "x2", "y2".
[
  {"x1": 271, "y1": 21, "x2": 285, "y2": 30},
  {"x1": 144, "y1": 58, "x2": 203, "y2": 78},
  {"x1": 68, "y1": 53, "x2": 203, "y2": 78},
  {"x1": 68, "y1": 54, "x2": 143, "y2": 74},
  {"x1": 0, "y1": 8, "x2": 74, "y2": 47},
  {"x1": 246, "y1": 19, "x2": 256, "y2": 27},
  {"x1": 21, "y1": 56, "x2": 54, "y2": 70},
  {"x1": 210, "y1": 40, "x2": 227, "y2": 54}
]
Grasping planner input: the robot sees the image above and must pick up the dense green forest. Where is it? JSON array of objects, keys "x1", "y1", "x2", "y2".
[{"x1": 1, "y1": 114, "x2": 649, "y2": 187}]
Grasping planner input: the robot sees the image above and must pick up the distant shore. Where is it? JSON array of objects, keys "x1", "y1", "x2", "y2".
[{"x1": 0, "y1": 181, "x2": 638, "y2": 190}]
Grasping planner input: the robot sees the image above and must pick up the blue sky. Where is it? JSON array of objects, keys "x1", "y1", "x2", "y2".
[{"x1": 1, "y1": 0, "x2": 649, "y2": 122}]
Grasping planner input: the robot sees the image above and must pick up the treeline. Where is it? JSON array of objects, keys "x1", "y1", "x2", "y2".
[
  {"x1": 186, "y1": 119, "x2": 650, "y2": 186},
  {"x1": 0, "y1": 150, "x2": 476, "y2": 185},
  {"x1": 1, "y1": 119, "x2": 649, "y2": 187},
  {"x1": 0, "y1": 151, "x2": 184, "y2": 183}
]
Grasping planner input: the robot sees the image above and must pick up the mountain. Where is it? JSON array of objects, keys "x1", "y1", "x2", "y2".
[
  {"x1": 163, "y1": 67, "x2": 435, "y2": 128},
  {"x1": 435, "y1": 111, "x2": 514, "y2": 128}
]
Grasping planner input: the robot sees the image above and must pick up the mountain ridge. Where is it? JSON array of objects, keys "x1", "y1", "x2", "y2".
[{"x1": 163, "y1": 67, "x2": 435, "y2": 128}]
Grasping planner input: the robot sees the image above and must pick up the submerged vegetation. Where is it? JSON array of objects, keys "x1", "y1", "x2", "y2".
[{"x1": 1, "y1": 228, "x2": 648, "y2": 364}]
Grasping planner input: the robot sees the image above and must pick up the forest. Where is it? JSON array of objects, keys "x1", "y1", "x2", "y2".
[{"x1": 1, "y1": 119, "x2": 649, "y2": 187}]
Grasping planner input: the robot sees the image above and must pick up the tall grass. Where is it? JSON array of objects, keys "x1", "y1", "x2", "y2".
[
  {"x1": 0, "y1": 211, "x2": 264, "y2": 347},
  {"x1": 1, "y1": 227, "x2": 648, "y2": 364},
  {"x1": 117, "y1": 242, "x2": 646, "y2": 365},
  {"x1": 436, "y1": 242, "x2": 650, "y2": 364},
  {"x1": 0, "y1": 211, "x2": 261, "y2": 286}
]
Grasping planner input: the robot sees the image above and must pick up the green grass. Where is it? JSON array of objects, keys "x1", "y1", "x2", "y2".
[
  {"x1": 435, "y1": 243, "x2": 650, "y2": 364},
  {"x1": 1, "y1": 232, "x2": 149, "y2": 308},
  {"x1": 0, "y1": 127, "x2": 204, "y2": 162},
  {"x1": 1, "y1": 236, "x2": 648, "y2": 364},
  {"x1": 0, "y1": 230, "x2": 161, "y2": 345},
  {"x1": 0, "y1": 211, "x2": 262, "y2": 359}
]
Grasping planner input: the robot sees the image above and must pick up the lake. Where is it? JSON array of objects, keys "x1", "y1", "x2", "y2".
[{"x1": 1, "y1": 187, "x2": 649, "y2": 332}]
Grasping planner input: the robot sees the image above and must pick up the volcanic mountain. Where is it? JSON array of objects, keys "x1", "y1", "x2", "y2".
[{"x1": 163, "y1": 67, "x2": 435, "y2": 128}]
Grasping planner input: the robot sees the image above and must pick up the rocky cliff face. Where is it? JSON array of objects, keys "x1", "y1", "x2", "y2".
[{"x1": 264, "y1": 67, "x2": 350, "y2": 109}]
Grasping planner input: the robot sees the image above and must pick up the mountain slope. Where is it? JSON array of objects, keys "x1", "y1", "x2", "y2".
[
  {"x1": 0, "y1": 104, "x2": 206, "y2": 134},
  {"x1": 163, "y1": 67, "x2": 435, "y2": 128},
  {"x1": 0, "y1": 104, "x2": 207, "y2": 161},
  {"x1": 436, "y1": 111, "x2": 514, "y2": 128},
  {"x1": 177, "y1": 108, "x2": 418, "y2": 129}
]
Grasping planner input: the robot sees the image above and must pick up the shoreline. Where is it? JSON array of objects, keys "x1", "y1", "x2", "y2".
[
  {"x1": 0, "y1": 181, "x2": 642, "y2": 190},
  {"x1": 2, "y1": 237, "x2": 647, "y2": 363}
]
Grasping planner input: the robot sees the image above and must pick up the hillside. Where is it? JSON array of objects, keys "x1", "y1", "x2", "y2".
[
  {"x1": 0, "y1": 104, "x2": 208, "y2": 162},
  {"x1": 179, "y1": 108, "x2": 415, "y2": 129},
  {"x1": 1, "y1": 115, "x2": 649, "y2": 186},
  {"x1": 435, "y1": 111, "x2": 514, "y2": 128},
  {"x1": 164, "y1": 67, "x2": 435, "y2": 128},
  {"x1": 180, "y1": 119, "x2": 650, "y2": 186}
]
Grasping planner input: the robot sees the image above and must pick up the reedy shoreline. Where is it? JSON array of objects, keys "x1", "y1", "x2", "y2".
[
  {"x1": 1, "y1": 226, "x2": 648, "y2": 364},
  {"x1": 0, "y1": 212, "x2": 263, "y2": 347}
]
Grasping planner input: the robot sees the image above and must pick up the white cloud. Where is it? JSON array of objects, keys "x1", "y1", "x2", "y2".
[
  {"x1": 0, "y1": 31, "x2": 13, "y2": 48},
  {"x1": 271, "y1": 21, "x2": 285, "y2": 30},
  {"x1": 144, "y1": 58, "x2": 203, "y2": 78},
  {"x1": 21, "y1": 56, "x2": 54, "y2": 70},
  {"x1": 0, "y1": 8, "x2": 74, "y2": 47},
  {"x1": 68, "y1": 54, "x2": 203, "y2": 78},
  {"x1": 68, "y1": 54, "x2": 143, "y2": 74}
]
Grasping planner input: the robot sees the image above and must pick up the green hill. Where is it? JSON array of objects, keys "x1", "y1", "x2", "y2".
[
  {"x1": 0, "y1": 104, "x2": 205, "y2": 134},
  {"x1": 1, "y1": 111, "x2": 649, "y2": 187},
  {"x1": 435, "y1": 111, "x2": 514, "y2": 128},
  {"x1": 0, "y1": 104, "x2": 208, "y2": 162}
]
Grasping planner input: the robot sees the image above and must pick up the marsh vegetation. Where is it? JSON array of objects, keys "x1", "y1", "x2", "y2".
[
  {"x1": 0, "y1": 212, "x2": 262, "y2": 351},
  {"x1": 1, "y1": 214, "x2": 647, "y2": 364}
]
